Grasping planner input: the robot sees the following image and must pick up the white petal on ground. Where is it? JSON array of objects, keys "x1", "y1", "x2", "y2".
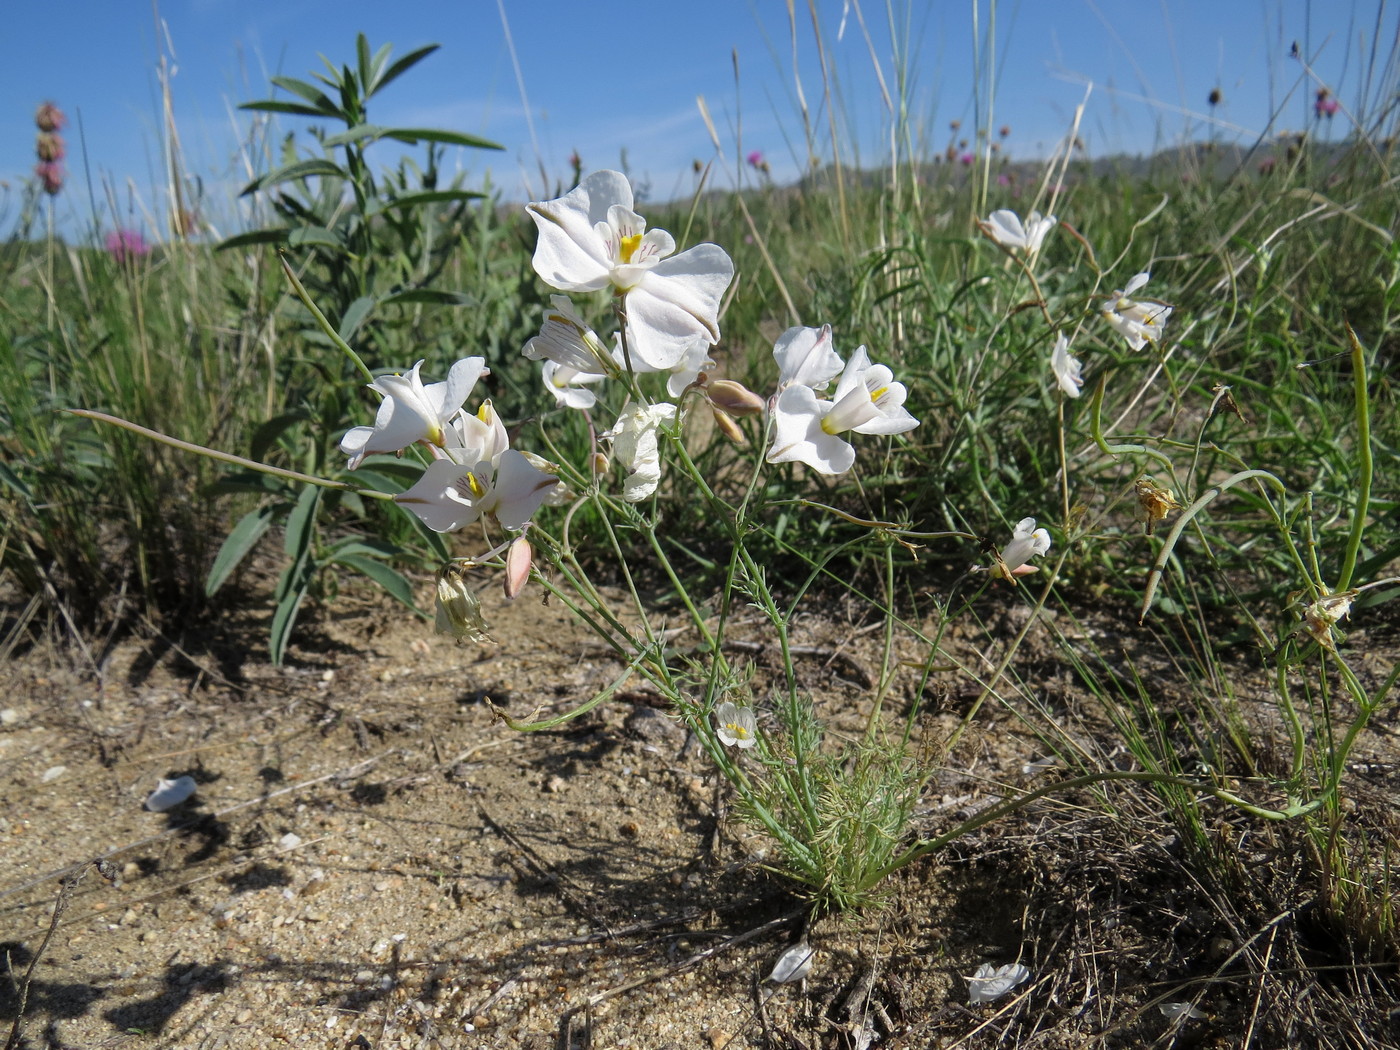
[
  {"x1": 967, "y1": 962, "x2": 1031, "y2": 1003},
  {"x1": 767, "y1": 942, "x2": 815, "y2": 983},
  {"x1": 145, "y1": 775, "x2": 197, "y2": 812}
]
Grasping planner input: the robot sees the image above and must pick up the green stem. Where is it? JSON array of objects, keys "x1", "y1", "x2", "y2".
[{"x1": 1334, "y1": 324, "x2": 1372, "y2": 592}]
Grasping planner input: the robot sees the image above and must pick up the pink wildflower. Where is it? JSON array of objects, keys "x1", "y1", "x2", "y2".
[
  {"x1": 746, "y1": 150, "x2": 764, "y2": 169},
  {"x1": 34, "y1": 162, "x2": 64, "y2": 196},
  {"x1": 106, "y1": 229, "x2": 150, "y2": 264}
]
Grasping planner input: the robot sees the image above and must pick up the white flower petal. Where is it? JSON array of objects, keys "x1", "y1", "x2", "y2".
[
  {"x1": 765, "y1": 385, "x2": 856, "y2": 475},
  {"x1": 967, "y1": 962, "x2": 1031, "y2": 1004},
  {"x1": 527, "y1": 170, "x2": 629, "y2": 291},
  {"x1": 767, "y1": 942, "x2": 815, "y2": 983},
  {"x1": 773, "y1": 324, "x2": 844, "y2": 391},
  {"x1": 145, "y1": 775, "x2": 197, "y2": 812}
]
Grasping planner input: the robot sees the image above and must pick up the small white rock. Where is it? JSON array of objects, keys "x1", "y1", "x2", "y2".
[
  {"x1": 145, "y1": 776, "x2": 197, "y2": 812},
  {"x1": 0, "y1": 708, "x2": 19, "y2": 725},
  {"x1": 41, "y1": 765, "x2": 67, "y2": 783},
  {"x1": 279, "y1": 832, "x2": 303, "y2": 850}
]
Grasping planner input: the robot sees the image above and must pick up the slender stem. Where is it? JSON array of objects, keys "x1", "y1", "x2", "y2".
[
  {"x1": 1334, "y1": 324, "x2": 1372, "y2": 592},
  {"x1": 66, "y1": 409, "x2": 393, "y2": 498}
]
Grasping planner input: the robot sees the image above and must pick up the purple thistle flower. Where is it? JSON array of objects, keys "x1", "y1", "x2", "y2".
[{"x1": 106, "y1": 228, "x2": 151, "y2": 264}]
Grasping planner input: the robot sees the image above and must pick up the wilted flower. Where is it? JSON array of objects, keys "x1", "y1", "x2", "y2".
[
  {"x1": 1134, "y1": 478, "x2": 1183, "y2": 535},
  {"x1": 1050, "y1": 334, "x2": 1083, "y2": 398},
  {"x1": 1302, "y1": 590, "x2": 1356, "y2": 651},
  {"x1": 541, "y1": 360, "x2": 606, "y2": 410},
  {"x1": 145, "y1": 776, "x2": 197, "y2": 812},
  {"x1": 602, "y1": 401, "x2": 677, "y2": 501},
  {"x1": 339, "y1": 358, "x2": 489, "y2": 470},
  {"x1": 106, "y1": 228, "x2": 150, "y2": 264},
  {"x1": 766, "y1": 941, "x2": 814, "y2": 983},
  {"x1": 1102, "y1": 272, "x2": 1172, "y2": 350},
  {"x1": 989, "y1": 518, "x2": 1051, "y2": 580},
  {"x1": 715, "y1": 700, "x2": 758, "y2": 748},
  {"x1": 523, "y1": 295, "x2": 617, "y2": 377},
  {"x1": 773, "y1": 324, "x2": 844, "y2": 392},
  {"x1": 435, "y1": 564, "x2": 489, "y2": 642},
  {"x1": 767, "y1": 344, "x2": 919, "y2": 475},
  {"x1": 981, "y1": 209, "x2": 1056, "y2": 257},
  {"x1": 967, "y1": 962, "x2": 1031, "y2": 1004},
  {"x1": 526, "y1": 170, "x2": 734, "y2": 369}
]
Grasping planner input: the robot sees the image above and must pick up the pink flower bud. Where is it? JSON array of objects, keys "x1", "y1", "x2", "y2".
[
  {"x1": 35, "y1": 102, "x2": 66, "y2": 133},
  {"x1": 35, "y1": 133, "x2": 64, "y2": 163},
  {"x1": 34, "y1": 161, "x2": 64, "y2": 196},
  {"x1": 504, "y1": 536, "x2": 532, "y2": 600},
  {"x1": 711, "y1": 406, "x2": 746, "y2": 446}
]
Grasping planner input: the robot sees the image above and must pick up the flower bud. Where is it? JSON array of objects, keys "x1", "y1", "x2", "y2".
[
  {"x1": 590, "y1": 451, "x2": 609, "y2": 476},
  {"x1": 34, "y1": 102, "x2": 66, "y2": 133},
  {"x1": 435, "y1": 565, "x2": 489, "y2": 643},
  {"x1": 35, "y1": 133, "x2": 64, "y2": 163},
  {"x1": 711, "y1": 406, "x2": 746, "y2": 446},
  {"x1": 504, "y1": 537, "x2": 532, "y2": 600},
  {"x1": 706, "y1": 379, "x2": 766, "y2": 417}
]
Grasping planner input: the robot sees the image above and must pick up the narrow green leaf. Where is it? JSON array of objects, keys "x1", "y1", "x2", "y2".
[
  {"x1": 250, "y1": 411, "x2": 313, "y2": 464},
  {"x1": 334, "y1": 553, "x2": 419, "y2": 611},
  {"x1": 268, "y1": 569, "x2": 309, "y2": 666},
  {"x1": 269, "y1": 75, "x2": 339, "y2": 113},
  {"x1": 283, "y1": 484, "x2": 322, "y2": 560},
  {"x1": 216, "y1": 228, "x2": 293, "y2": 250},
  {"x1": 320, "y1": 123, "x2": 388, "y2": 148},
  {"x1": 382, "y1": 127, "x2": 504, "y2": 151},
  {"x1": 239, "y1": 100, "x2": 334, "y2": 118},
  {"x1": 206, "y1": 506, "x2": 276, "y2": 597},
  {"x1": 356, "y1": 34, "x2": 372, "y2": 96},
  {"x1": 379, "y1": 189, "x2": 486, "y2": 210},
  {"x1": 372, "y1": 44, "x2": 441, "y2": 97},
  {"x1": 241, "y1": 159, "x2": 347, "y2": 197},
  {"x1": 379, "y1": 288, "x2": 472, "y2": 307},
  {"x1": 339, "y1": 296, "x2": 377, "y2": 342},
  {"x1": 288, "y1": 225, "x2": 346, "y2": 249}
]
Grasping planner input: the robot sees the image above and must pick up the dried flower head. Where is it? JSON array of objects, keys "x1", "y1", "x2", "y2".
[
  {"x1": 1302, "y1": 590, "x2": 1356, "y2": 652},
  {"x1": 435, "y1": 564, "x2": 490, "y2": 643},
  {"x1": 34, "y1": 101, "x2": 66, "y2": 132},
  {"x1": 1134, "y1": 478, "x2": 1183, "y2": 535}
]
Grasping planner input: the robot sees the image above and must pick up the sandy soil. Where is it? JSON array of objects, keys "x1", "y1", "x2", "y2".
[{"x1": 3, "y1": 575, "x2": 1399, "y2": 1050}]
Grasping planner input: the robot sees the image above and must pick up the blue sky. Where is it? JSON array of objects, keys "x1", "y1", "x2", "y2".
[{"x1": 2, "y1": 1, "x2": 1392, "y2": 240}]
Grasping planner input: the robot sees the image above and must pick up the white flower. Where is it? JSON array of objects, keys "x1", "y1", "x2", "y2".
[
  {"x1": 967, "y1": 962, "x2": 1031, "y2": 1004},
  {"x1": 766, "y1": 346, "x2": 918, "y2": 475},
  {"x1": 766, "y1": 942, "x2": 814, "y2": 983},
  {"x1": 523, "y1": 295, "x2": 617, "y2": 377},
  {"x1": 715, "y1": 700, "x2": 758, "y2": 748},
  {"x1": 1050, "y1": 334, "x2": 1084, "y2": 398},
  {"x1": 541, "y1": 360, "x2": 607, "y2": 410},
  {"x1": 982, "y1": 209, "x2": 1056, "y2": 256},
  {"x1": 992, "y1": 518, "x2": 1051, "y2": 579},
  {"x1": 339, "y1": 357, "x2": 489, "y2": 470},
  {"x1": 1102, "y1": 272, "x2": 1173, "y2": 350},
  {"x1": 527, "y1": 170, "x2": 734, "y2": 370},
  {"x1": 145, "y1": 776, "x2": 197, "y2": 812},
  {"x1": 663, "y1": 337, "x2": 716, "y2": 399},
  {"x1": 602, "y1": 401, "x2": 677, "y2": 501},
  {"x1": 445, "y1": 400, "x2": 510, "y2": 468},
  {"x1": 1302, "y1": 590, "x2": 1356, "y2": 652},
  {"x1": 773, "y1": 324, "x2": 844, "y2": 391},
  {"x1": 396, "y1": 449, "x2": 559, "y2": 533}
]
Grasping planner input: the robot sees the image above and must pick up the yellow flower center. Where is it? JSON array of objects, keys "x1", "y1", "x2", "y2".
[
  {"x1": 724, "y1": 721, "x2": 750, "y2": 741},
  {"x1": 466, "y1": 472, "x2": 487, "y2": 499},
  {"x1": 619, "y1": 232, "x2": 643, "y2": 263}
]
